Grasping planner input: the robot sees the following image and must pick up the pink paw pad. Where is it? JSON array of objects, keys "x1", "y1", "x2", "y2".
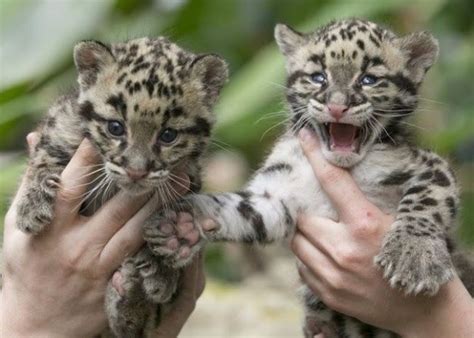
[{"x1": 166, "y1": 238, "x2": 179, "y2": 250}]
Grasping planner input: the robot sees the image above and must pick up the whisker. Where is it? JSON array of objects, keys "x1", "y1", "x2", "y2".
[
  {"x1": 168, "y1": 173, "x2": 192, "y2": 193},
  {"x1": 69, "y1": 172, "x2": 108, "y2": 196},
  {"x1": 265, "y1": 81, "x2": 290, "y2": 91},
  {"x1": 261, "y1": 116, "x2": 293, "y2": 141},
  {"x1": 371, "y1": 117, "x2": 396, "y2": 145}
]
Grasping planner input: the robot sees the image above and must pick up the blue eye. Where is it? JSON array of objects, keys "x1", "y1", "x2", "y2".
[
  {"x1": 107, "y1": 120, "x2": 125, "y2": 136},
  {"x1": 310, "y1": 72, "x2": 327, "y2": 84},
  {"x1": 159, "y1": 128, "x2": 178, "y2": 144},
  {"x1": 360, "y1": 74, "x2": 378, "y2": 86}
]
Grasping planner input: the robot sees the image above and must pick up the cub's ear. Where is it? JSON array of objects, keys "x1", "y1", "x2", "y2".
[
  {"x1": 191, "y1": 54, "x2": 229, "y2": 106},
  {"x1": 73, "y1": 40, "x2": 115, "y2": 88},
  {"x1": 396, "y1": 31, "x2": 439, "y2": 82},
  {"x1": 274, "y1": 23, "x2": 306, "y2": 56}
]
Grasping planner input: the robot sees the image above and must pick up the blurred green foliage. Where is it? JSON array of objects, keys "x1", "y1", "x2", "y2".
[{"x1": 1, "y1": 0, "x2": 473, "y2": 277}]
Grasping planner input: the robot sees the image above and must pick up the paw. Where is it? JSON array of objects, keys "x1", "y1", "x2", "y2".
[
  {"x1": 105, "y1": 271, "x2": 151, "y2": 338},
  {"x1": 135, "y1": 254, "x2": 180, "y2": 303},
  {"x1": 144, "y1": 208, "x2": 216, "y2": 268},
  {"x1": 16, "y1": 175, "x2": 61, "y2": 235},
  {"x1": 375, "y1": 225, "x2": 454, "y2": 295},
  {"x1": 43, "y1": 173, "x2": 61, "y2": 190}
]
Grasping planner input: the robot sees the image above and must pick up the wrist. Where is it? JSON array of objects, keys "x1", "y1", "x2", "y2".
[
  {"x1": 1, "y1": 285, "x2": 70, "y2": 338},
  {"x1": 399, "y1": 277, "x2": 474, "y2": 338}
]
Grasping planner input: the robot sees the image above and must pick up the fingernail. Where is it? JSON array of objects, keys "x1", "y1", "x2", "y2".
[
  {"x1": 26, "y1": 132, "x2": 40, "y2": 151},
  {"x1": 112, "y1": 271, "x2": 125, "y2": 296},
  {"x1": 26, "y1": 132, "x2": 35, "y2": 145}
]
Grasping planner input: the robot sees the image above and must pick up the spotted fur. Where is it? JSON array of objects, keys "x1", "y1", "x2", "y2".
[
  {"x1": 145, "y1": 19, "x2": 472, "y2": 337},
  {"x1": 14, "y1": 37, "x2": 228, "y2": 337}
]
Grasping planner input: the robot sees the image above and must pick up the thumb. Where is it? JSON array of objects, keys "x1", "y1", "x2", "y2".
[{"x1": 26, "y1": 132, "x2": 40, "y2": 155}]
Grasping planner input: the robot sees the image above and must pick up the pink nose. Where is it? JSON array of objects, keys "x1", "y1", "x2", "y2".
[
  {"x1": 126, "y1": 168, "x2": 148, "y2": 181},
  {"x1": 327, "y1": 104, "x2": 349, "y2": 120}
]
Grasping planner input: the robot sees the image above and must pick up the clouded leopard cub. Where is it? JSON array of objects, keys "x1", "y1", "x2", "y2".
[
  {"x1": 15, "y1": 37, "x2": 227, "y2": 336},
  {"x1": 145, "y1": 19, "x2": 472, "y2": 337}
]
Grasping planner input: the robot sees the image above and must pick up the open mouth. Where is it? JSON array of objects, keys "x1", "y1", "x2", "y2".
[{"x1": 320, "y1": 123, "x2": 362, "y2": 153}]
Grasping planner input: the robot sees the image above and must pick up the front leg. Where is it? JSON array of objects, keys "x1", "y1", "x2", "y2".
[
  {"x1": 17, "y1": 165, "x2": 63, "y2": 234},
  {"x1": 144, "y1": 189, "x2": 297, "y2": 268},
  {"x1": 105, "y1": 247, "x2": 179, "y2": 337},
  {"x1": 375, "y1": 150, "x2": 459, "y2": 295},
  {"x1": 375, "y1": 215, "x2": 455, "y2": 295},
  {"x1": 105, "y1": 252, "x2": 152, "y2": 338}
]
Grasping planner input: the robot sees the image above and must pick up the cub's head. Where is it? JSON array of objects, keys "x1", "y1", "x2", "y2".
[
  {"x1": 74, "y1": 37, "x2": 228, "y2": 194},
  {"x1": 275, "y1": 19, "x2": 438, "y2": 167}
]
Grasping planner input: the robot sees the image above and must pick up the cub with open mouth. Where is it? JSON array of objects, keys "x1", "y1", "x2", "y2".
[{"x1": 144, "y1": 18, "x2": 470, "y2": 338}]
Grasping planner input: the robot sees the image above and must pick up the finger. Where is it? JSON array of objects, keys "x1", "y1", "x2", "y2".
[
  {"x1": 292, "y1": 232, "x2": 336, "y2": 282},
  {"x1": 299, "y1": 264, "x2": 354, "y2": 316},
  {"x1": 98, "y1": 194, "x2": 156, "y2": 271},
  {"x1": 4, "y1": 133, "x2": 41, "y2": 231},
  {"x1": 86, "y1": 190, "x2": 149, "y2": 242},
  {"x1": 154, "y1": 258, "x2": 200, "y2": 337},
  {"x1": 4, "y1": 173, "x2": 30, "y2": 234},
  {"x1": 111, "y1": 271, "x2": 125, "y2": 296},
  {"x1": 180, "y1": 253, "x2": 200, "y2": 294},
  {"x1": 298, "y1": 128, "x2": 380, "y2": 224},
  {"x1": 296, "y1": 213, "x2": 343, "y2": 258},
  {"x1": 26, "y1": 132, "x2": 40, "y2": 154},
  {"x1": 195, "y1": 253, "x2": 206, "y2": 296},
  {"x1": 56, "y1": 139, "x2": 101, "y2": 211},
  {"x1": 298, "y1": 264, "x2": 326, "y2": 298}
]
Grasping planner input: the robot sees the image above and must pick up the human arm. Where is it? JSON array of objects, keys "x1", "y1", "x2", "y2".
[{"x1": 292, "y1": 128, "x2": 474, "y2": 337}]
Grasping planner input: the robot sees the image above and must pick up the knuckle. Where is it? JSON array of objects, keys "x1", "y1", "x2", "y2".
[
  {"x1": 326, "y1": 271, "x2": 345, "y2": 291},
  {"x1": 319, "y1": 291, "x2": 337, "y2": 309},
  {"x1": 351, "y1": 219, "x2": 378, "y2": 239},
  {"x1": 62, "y1": 250, "x2": 83, "y2": 273},
  {"x1": 318, "y1": 167, "x2": 342, "y2": 185},
  {"x1": 57, "y1": 188, "x2": 75, "y2": 202},
  {"x1": 334, "y1": 246, "x2": 360, "y2": 269},
  {"x1": 296, "y1": 214, "x2": 309, "y2": 230}
]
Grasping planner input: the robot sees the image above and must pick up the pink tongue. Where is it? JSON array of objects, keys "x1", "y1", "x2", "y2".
[{"x1": 329, "y1": 123, "x2": 357, "y2": 147}]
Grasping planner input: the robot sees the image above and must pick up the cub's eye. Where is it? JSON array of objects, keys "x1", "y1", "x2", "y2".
[
  {"x1": 360, "y1": 74, "x2": 378, "y2": 86},
  {"x1": 107, "y1": 120, "x2": 125, "y2": 136},
  {"x1": 159, "y1": 128, "x2": 178, "y2": 144},
  {"x1": 310, "y1": 72, "x2": 327, "y2": 84}
]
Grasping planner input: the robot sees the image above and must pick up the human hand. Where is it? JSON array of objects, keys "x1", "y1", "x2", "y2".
[
  {"x1": 292, "y1": 128, "x2": 474, "y2": 337},
  {"x1": 0, "y1": 133, "x2": 189, "y2": 337},
  {"x1": 152, "y1": 252, "x2": 206, "y2": 338}
]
